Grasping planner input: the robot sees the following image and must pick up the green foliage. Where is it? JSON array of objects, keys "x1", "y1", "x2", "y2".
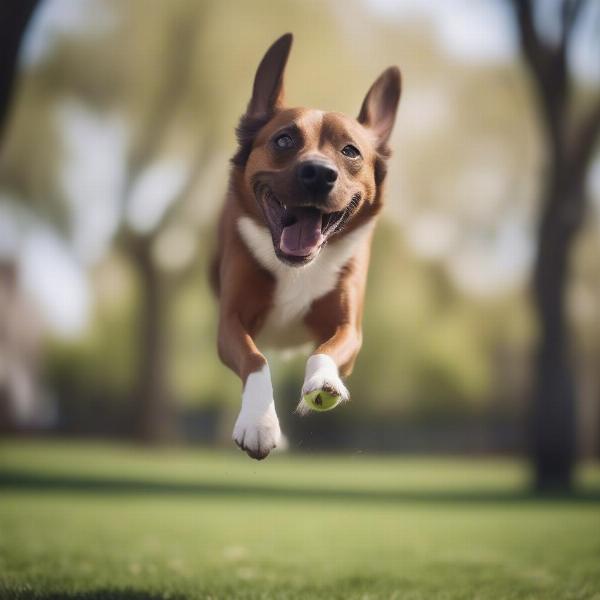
[
  {"x1": 349, "y1": 223, "x2": 492, "y2": 416},
  {"x1": 7, "y1": 0, "x2": 593, "y2": 428},
  {"x1": 44, "y1": 256, "x2": 137, "y2": 415}
]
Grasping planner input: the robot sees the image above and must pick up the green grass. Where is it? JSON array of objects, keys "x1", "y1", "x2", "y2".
[{"x1": 1, "y1": 440, "x2": 599, "y2": 599}]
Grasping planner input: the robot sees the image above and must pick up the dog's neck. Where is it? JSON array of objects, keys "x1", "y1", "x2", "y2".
[{"x1": 237, "y1": 215, "x2": 374, "y2": 328}]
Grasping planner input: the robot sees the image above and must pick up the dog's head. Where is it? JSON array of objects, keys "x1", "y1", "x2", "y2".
[{"x1": 232, "y1": 33, "x2": 401, "y2": 266}]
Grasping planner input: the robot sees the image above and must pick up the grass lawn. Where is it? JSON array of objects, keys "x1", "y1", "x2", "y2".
[{"x1": 1, "y1": 439, "x2": 599, "y2": 599}]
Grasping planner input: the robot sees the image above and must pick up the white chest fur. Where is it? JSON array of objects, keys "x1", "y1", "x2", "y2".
[{"x1": 237, "y1": 216, "x2": 373, "y2": 349}]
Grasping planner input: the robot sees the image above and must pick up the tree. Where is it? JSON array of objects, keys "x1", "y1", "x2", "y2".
[
  {"x1": 0, "y1": 1, "x2": 39, "y2": 142},
  {"x1": 509, "y1": 0, "x2": 600, "y2": 490},
  {"x1": 113, "y1": 10, "x2": 212, "y2": 442},
  {"x1": 1, "y1": 2, "x2": 214, "y2": 442}
]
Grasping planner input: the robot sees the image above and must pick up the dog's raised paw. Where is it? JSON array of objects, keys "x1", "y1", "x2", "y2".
[
  {"x1": 298, "y1": 379, "x2": 349, "y2": 415},
  {"x1": 298, "y1": 354, "x2": 349, "y2": 415}
]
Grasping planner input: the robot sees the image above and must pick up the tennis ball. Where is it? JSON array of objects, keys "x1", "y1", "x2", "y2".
[{"x1": 302, "y1": 389, "x2": 341, "y2": 412}]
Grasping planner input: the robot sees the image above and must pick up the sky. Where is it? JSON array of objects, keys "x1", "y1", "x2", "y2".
[
  {"x1": 366, "y1": 0, "x2": 600, "y2": 82},
  {"x1": 366, "y1": 0, "x2": 517, "y2": 64},
  {"x1": 20, "y1": 0, "x2": 116, "y2": 68}
]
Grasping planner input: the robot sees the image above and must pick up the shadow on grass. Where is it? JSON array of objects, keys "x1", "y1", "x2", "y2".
[
  {"x1": 2, "y1": 590, "x2": 187, "y2": 600},
  {"x1": 1, "y1": 469, "x2": 599, "y2": 504}
]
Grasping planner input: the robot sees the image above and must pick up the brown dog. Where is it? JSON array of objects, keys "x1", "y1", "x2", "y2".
[{"x1": 211, "y1": 33, "x2": 400, "y2": 460}]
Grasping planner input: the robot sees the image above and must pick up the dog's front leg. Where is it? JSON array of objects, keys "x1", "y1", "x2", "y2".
[
  {"x1": 301, "y1": 290, "x2": 364, "y2": 414},
  {"x1": 300, "y1": 258, "x2": 368, "y2": 414},
  {"x1": 218, "y1": 313, "x2": 281, "y2": 459}
]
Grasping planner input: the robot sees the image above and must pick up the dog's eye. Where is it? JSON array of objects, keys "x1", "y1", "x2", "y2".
[
  {"x1": 274, "y1": 134, "x2": 294, "y2": 149},
  {"x1": 341, "y1": 144, "x2": 360, "y2": 158}
]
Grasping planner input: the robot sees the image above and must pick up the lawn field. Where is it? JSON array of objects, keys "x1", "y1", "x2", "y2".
[{"x1": 1, "y1": 440, "x2": 599, "y2": 599}]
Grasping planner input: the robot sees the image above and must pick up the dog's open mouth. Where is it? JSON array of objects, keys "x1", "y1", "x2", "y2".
[{"x1": 258, "y1": 187, "x2": 359, "y2": 265}]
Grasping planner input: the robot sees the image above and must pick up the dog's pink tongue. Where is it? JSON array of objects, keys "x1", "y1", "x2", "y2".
[{"x1": 280, "y1": 208, "x2": 323, "y2": 257}]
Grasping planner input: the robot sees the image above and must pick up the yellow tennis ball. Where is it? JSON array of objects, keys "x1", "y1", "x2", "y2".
[{"x1": 302, "y1": 390, "x2": 341, "y2": 412}]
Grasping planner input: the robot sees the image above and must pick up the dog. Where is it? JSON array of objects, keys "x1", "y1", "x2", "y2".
[{"x1": 211, "y1": 33, "x2": 401, "y2": 460}]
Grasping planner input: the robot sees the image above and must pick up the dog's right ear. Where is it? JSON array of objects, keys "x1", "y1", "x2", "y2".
[
  {"x1": 247, "y1": 33, "x2": 293, "y2": 117},
  {"x1": 233, "y1": 34, "x2": 293, "y2": 167}
]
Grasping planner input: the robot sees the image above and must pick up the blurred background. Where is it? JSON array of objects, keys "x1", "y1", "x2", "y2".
[{"x1": 1, "y1": 0, "x2": 599, "y2": 492}]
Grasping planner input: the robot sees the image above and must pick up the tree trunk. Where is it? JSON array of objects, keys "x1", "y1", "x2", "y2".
[
  {"x1": 130, "y1": 239, "x2": 176, "y2": 443},
  {"x1": 531, "y1": 164, "x2": 582, "y2": 491},
  {"x1": 0, "y1": 0, "x2": 39, "y2": 138}
]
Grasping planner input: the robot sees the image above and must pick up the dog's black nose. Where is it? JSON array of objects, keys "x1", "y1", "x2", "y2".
[{"x1": 297, "y1": 160, "x2": 338, "y2": 195}]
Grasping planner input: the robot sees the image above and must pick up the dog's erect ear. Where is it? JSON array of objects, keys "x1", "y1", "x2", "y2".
[
  {"x1": 232, "y1": 34, "x2": 293, "y2": 166},
  {"x1": 358, "y1": 66, "x2": 401, "y2": 152},
  {"x1": 247, "y1": 33, "x2": 293, "y2": 117}
]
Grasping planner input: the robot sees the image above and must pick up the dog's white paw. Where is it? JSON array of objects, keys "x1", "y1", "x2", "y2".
[
  {"x1": 233, "y1": 403, "x2": 281, "y2": 460},
  {"x1": 298, "y1": 354, "x2": 349, "y2": 415},
  {"x1": 233, "y1": 364, "x2": 281, "y2": 460}
]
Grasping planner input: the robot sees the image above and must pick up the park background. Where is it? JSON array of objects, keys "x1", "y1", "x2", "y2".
[{"x1": 0, "y1": 1, "x2": 599, "y2": 599}]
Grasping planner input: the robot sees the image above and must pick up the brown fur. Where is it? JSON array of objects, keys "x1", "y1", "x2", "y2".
[{"x1": 210, "y1": 33, "x2": 400, "y2": 458}]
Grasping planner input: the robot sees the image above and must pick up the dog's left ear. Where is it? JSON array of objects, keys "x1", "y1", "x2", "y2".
[{"x1": 358, "y1": 66, "x2": 401, "y2": 153}]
